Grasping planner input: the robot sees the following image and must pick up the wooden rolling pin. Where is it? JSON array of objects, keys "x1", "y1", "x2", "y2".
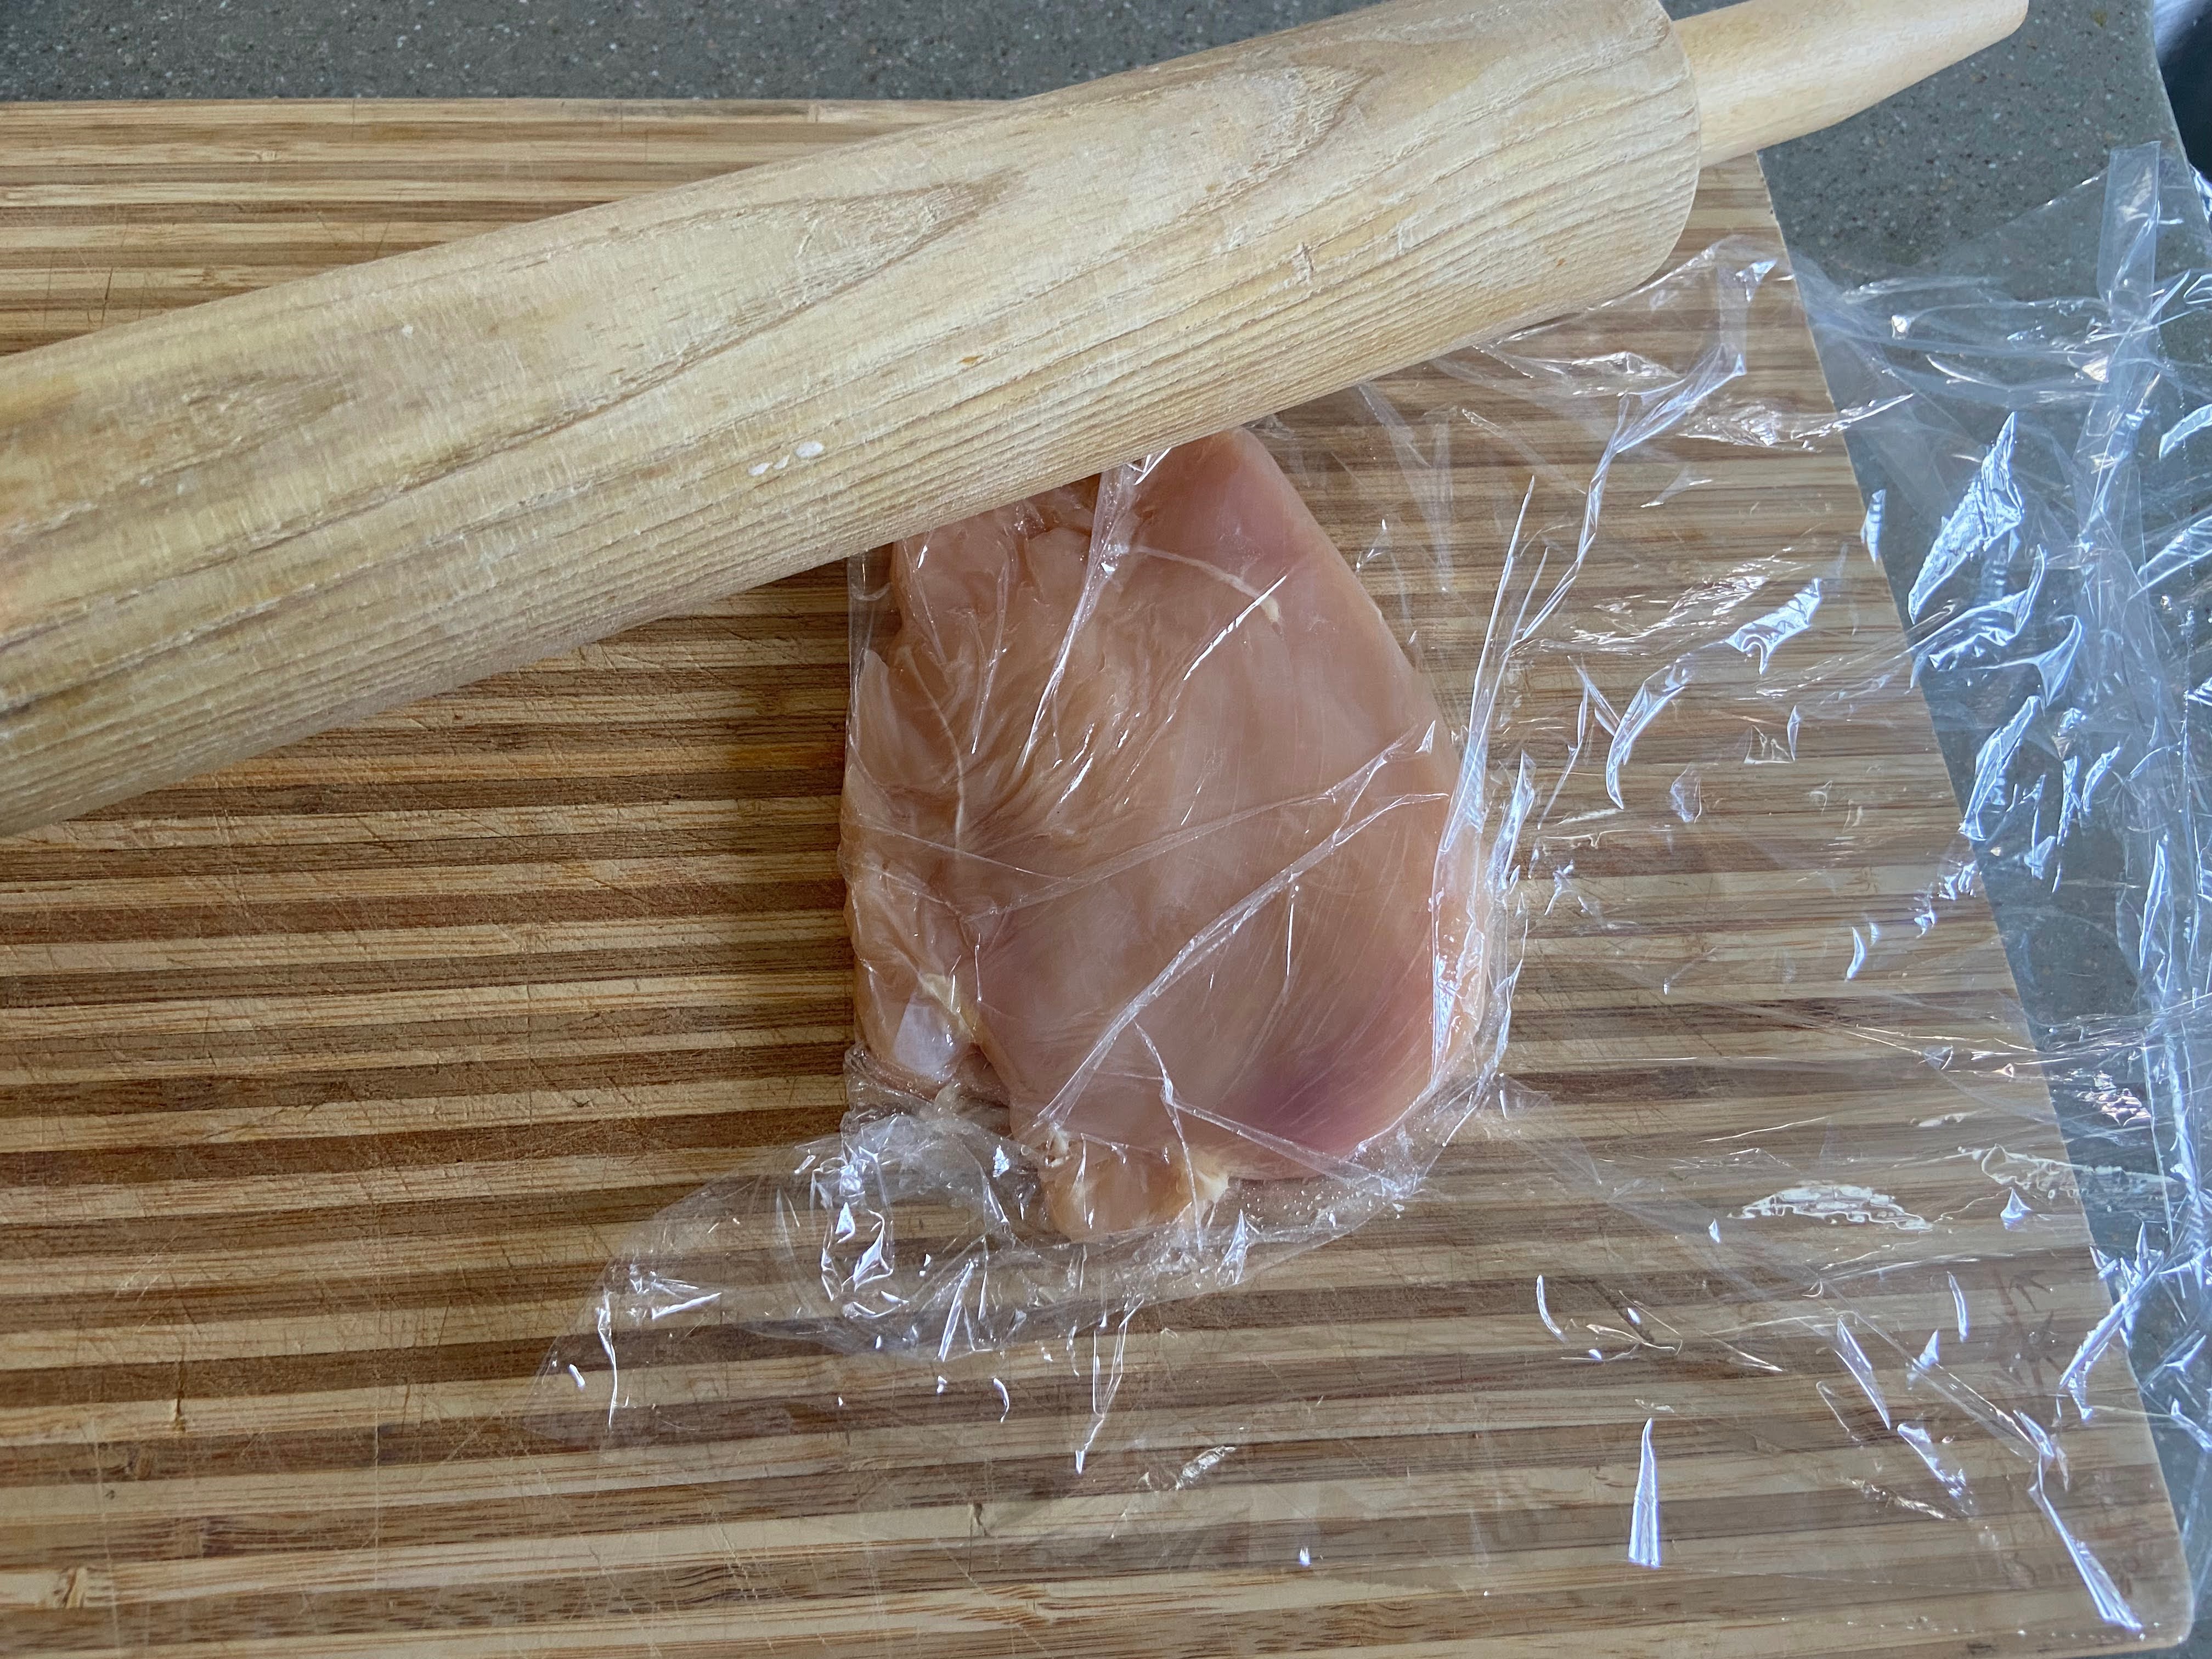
[{"x1": 0, "y1": 0, "x2": 2022, "y2": 835}]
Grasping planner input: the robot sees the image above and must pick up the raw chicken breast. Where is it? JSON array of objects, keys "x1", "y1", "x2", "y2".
[{"x1": 843, "y1": 430, "x2": 1477, "y2": 1239}]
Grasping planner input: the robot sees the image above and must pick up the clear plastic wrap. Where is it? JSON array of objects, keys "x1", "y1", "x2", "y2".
[
  {"x1": 537, "y1": 150, "x2": 2209, "y2": 1643},
  {"x1": 1792, "y1": 144, "x2": 2212, "y2": 1613}
]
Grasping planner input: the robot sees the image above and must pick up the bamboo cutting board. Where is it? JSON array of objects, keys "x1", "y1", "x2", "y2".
[{"x1": 0, "y1": 103, "x2": 2191, "y2": 1658}]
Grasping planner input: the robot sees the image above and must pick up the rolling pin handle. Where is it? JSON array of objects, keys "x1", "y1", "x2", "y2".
[{"x1": 1677, "y1": 0, "x2": 2030, "y2": 167}]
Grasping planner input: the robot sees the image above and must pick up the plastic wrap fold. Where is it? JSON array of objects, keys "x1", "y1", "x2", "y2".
[{"x1": 539, "y1": 148, "x2": 2209, "y2": 1639}]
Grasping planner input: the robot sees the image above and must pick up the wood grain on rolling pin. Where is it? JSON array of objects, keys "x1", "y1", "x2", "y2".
[{"x1": 0, "y1": 0, "x2": 1697, "y2": 837}]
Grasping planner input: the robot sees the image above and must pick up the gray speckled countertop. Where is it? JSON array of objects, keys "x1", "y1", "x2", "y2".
[{"x1": 2, "y1": 2, "x2": 2200, "y2": 1647}]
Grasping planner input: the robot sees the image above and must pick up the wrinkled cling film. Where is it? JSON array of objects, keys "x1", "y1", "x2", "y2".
[
  {"x1": 1794, "y1": 143, "x2": 2212, "y2": 1617},
  {"x1": 536, "y1": 149, "x2": 2208, "y2": 1643}
]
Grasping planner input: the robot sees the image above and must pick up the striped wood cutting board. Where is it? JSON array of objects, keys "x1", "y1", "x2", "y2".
[{"x1": 0, "y1": 102, "x2": 2190, "y2": 1658}]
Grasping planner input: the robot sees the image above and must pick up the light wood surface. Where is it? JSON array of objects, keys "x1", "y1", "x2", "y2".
[
  {"x1": 0, "y1": 0, "x2": 1700, "y2": 837},
  {"x1": 0, "y1": 0, "x2": 2031, "y2": 841},
  {"x1": 0, "y1": 103, "x2": 2187, "y2": 1659}
]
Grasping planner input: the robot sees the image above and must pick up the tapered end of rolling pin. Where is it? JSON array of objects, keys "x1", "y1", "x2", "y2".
[{"x1": 1678, "y1": 0, "x2": 2029, "y2": 167}]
